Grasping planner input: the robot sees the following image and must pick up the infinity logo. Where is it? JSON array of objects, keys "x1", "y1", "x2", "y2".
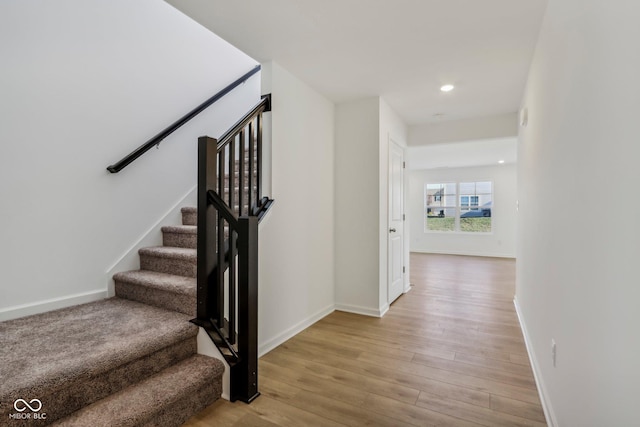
[{"x1": 13, "y1": 399, "x2": 42, "y2": 412}]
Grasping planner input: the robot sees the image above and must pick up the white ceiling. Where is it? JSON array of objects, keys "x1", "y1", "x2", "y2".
[{"x1": 166, "y1": 0, "x2": 548, "y2": 125}]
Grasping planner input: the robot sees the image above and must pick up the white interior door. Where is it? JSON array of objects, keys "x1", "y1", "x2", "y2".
[{"x1": 388, "y1": 140, "x2": 404, "y2": 304}]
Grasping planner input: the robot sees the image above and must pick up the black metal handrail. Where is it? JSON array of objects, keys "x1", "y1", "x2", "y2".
[
  {"x1": 195, "y1": 94, "x2": 272, "y2": 403},
  {"x1": 106, "y1": 65, "x2": 261, "y2": 173}
]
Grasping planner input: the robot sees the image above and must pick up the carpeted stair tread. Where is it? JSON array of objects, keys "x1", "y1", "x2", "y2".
[
  {"x1": 161, "y1": 225, "x2": 197, "y2": 234},
  {"x1": 52, "y1": 354, "x2": 224, "y2": 427},
  {"x1": 114, "y1": 270, "x2": 196, "y2": 315},
  {"x1": 0, "y1": 298, "x2": 197, "y2": 423},
  {"x1": 114, "y1": 270, "x2": 196, "y2": 296}
]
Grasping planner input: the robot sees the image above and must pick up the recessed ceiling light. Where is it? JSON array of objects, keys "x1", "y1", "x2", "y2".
[
  {"x1": 440, "y1": 84, "x2": 454, "y2": 92},
  {"x1": 498, "y1": 160, "x2": 505, "y2": 164}
]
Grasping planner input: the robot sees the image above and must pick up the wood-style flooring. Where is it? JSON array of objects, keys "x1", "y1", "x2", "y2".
[{"x1": 183, "y1": 253, "x2": 546, "y2": 426}]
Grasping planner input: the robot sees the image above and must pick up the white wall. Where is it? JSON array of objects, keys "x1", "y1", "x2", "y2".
[
  {"x1": 0, "y1": 0, "x2": 259, "y2": 318},
  {"x1": 257, "y1": 62, "x2": 335, "y2": 354},
  {"x1": 516, "y1": 1, "x2": 640, "y2": 425},
  {"x1": 334, "y1": 97, "x2": 408, "y2": 316},
  {"x1": 409, "y1": 112, "x2": 518, "y2": 146},
  {"x1": 334, "y1": 97, "x2": 381, "y2": 315},
  {"x1": 409, "y1": 164, "x2": 517, "y2": 258}
]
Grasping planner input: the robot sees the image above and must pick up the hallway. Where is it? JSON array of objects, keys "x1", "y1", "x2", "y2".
[{"x1": 184, "y1": 254, "x2": 546, "y2": 426}]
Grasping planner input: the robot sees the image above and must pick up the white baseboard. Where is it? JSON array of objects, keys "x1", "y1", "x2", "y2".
[
  {"x1": 379, "y1": 303, "x2": 389, "y2": 317},
  {"x1": 403, "y1": 283, "x2": 413, "y2": 294},
  {"x1": 104, "y1": 186, "x2": 197, "y2": 296},
  {"x1": 513, "y1": 298, "x2": 558, "y2": 427},
  {"x1": 335, "y1": 303, "x2": 387, "y2": 318},
  {"x1": 258, "y1": 304, "x2": 335, "y2": 357},
  {"x1": 411, "y1": 249, "x2": 516, "y2": 259},
  {"x1": 0, "y1": 289, "x2": 108, "y2": 322}
]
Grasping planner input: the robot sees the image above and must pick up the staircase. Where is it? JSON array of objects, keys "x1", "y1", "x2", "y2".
[
  {"x1": 0, "y1": 207, "x2": 223, "y2": 426},
  {"x1": 114, "y1": 207, "x2": 199, "y2": 316},
  {"x1": 0, "y1": 69, "x2": 272, "y2": 426}
]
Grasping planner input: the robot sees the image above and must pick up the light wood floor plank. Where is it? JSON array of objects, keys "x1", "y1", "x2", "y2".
[
  {"x1": 303, "y1": 322, "x2": 457, "y2": 361},
  {"x1": 312, "y1": 319, "x2": 525, "y2": 362},
  {"x1": 356, "y1": 349, "x2": 541, "y2": 404},
  {"x1": 362, "y1": 393, "x2": 483, "y2": 427},
  {"x1": 261, "y1": 376, "x2": 415, "y2": 427},
  {"x1": 411, "y1": 352, "x2": 537, "y2": 389},
  {"x1": 490, "y1": 394, "x2": 547, "y2": 423},
  {"x1": 263, "y1": 347, "x2": 421, "y2": 404},
  {"x1": 454, "y1": 351, "x2": 534, "y2": 377},
  {"x1": 183, "y1": 253, "x2": 546, "y2": 426},
  {"x1": 416, "y1": 391, "x2": 546, "y2": 427},
  {"x1": 259, "y1": 359, "x2": 366, "y2": 407}
]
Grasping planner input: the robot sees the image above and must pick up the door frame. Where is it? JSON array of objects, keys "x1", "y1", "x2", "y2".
[{"x1": 388, "y1": 137, "x2": 405, "y2": 304}]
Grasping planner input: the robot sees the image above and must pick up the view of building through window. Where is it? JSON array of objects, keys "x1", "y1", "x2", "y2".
[{"x1": 425, "y1": 181, "x2": 493, "y2": 232}]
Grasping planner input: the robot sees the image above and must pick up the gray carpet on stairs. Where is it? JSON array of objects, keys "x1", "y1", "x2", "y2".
[
  {"x1": 0, "y1": 298, "x2": 212, "y2": 425},
  {"x1": 139, "y1": 246, "x2": 197, "y2": 278},
  {"x1": 180, "y1": 207, "x2": 197, "y2": 226},
  {"x1": 1, "y1": 207, "x2": 225, "y2": 426},
  {"x1": 162, "y1": 225, "x2": 197, "y2": 249},
  {"x1": 51, "y1": 355, "x2": 223, "y2": 427},
  {"x1": 114, "y1": 270, "x2": 196, "y2": 316}
]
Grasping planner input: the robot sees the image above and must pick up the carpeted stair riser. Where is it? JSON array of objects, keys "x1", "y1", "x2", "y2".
[
  {"x1": 51, "y1": 355, "x2": 223, "y2": 427},
  {"x1": 162, "y1": 225, "x2": 197, "y2": 249},
  {"x1": 114, "y1": 270, "x2": 196, "y2": 316},
  {"x1": 0, "y1": 299, "x2": 199, "y2": 426},
  {"x1": 181, "y1": 207, "x2": 197, "y2": 226},
  {"x1": 139, "y1": 247, "x2": 196, "y2": 278}
]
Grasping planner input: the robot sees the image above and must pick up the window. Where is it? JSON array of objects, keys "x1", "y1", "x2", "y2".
[
  {"x1": 425, "y1": 183, "x2": 456, "y2": 232},
  {"x1": 425, "y1": 181, "x2": 492, "y2": 233}
]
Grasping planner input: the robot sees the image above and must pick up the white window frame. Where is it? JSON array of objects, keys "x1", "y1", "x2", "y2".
[{"x1": 424, "y1": 181, "x2": 493, "y2": 234}]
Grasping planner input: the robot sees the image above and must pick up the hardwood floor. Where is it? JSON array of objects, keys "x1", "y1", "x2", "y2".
[{"x1": 183, "y1": 253, "x2": 546, "y2": 426}]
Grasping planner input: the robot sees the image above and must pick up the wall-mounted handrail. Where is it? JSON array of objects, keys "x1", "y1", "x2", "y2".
[{"x1": 106, "y1": 65, "x2": 261, "y2": 173}]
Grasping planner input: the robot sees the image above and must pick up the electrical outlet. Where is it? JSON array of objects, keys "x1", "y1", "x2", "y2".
[{"x1": 551, "y1": 339, "x2": 557, "y2": 367}]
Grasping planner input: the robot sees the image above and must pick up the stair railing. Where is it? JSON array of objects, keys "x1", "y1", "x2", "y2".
[
  {"x1": 194, "y1": 94, "x2": 272, "y2": 403},
  {"x1": 106, "y1": 65, "x2": 261, "y2": 173}
]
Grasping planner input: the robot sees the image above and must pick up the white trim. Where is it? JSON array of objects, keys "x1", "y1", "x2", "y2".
[
  {"x1": 403, "y1": 283, "x2": 412, "y2": 294},
  {"x1": 196, "y1": 327, "x2": 231, "y2": 401},
  {"x1": 379, "y1": 303, "x2": 389, "y2": 317},
  {"x1": 335, "y1": 303, "x2": 388, "y2": 318},
  {"x1": 387, "y1": 137, "x2": 405, "y2": 307},
  {"x1": 104, "y1": 185, "x2": 197, "y2": 296},
  {"x1": 0, "y1": 289, "x2": 107, "y2": 322},
  {"x1": 513, "y1": 298, "x2": 558, "y2": 427},
  {"x1": 411, "y1": 249, "x2": 515, "y2": 259},
  {"x1": 258, "y1": 303, "x2": 335, "y2": 357}
]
